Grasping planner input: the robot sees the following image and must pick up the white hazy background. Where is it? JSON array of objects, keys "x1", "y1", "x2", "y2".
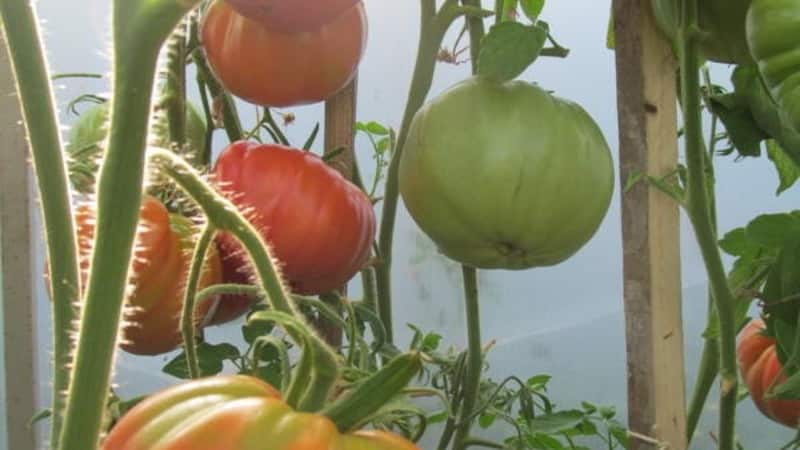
[{"x1": 2, "y1": 1, "x2": 799, "y2": 449}]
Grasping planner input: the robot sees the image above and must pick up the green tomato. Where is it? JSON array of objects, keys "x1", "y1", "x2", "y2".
[
  {"x1": 747, "y1": 0, "x2": 800, "y2": 135},
  {"x1": 399, "y1": 76, "x2": 614, "y2": 270},
  {"x1": 66, "y1": 101, "x2": 207, "y2": 193},
  {"x1": 651, "y1": 0, "x2": 753, "y2": 64}
]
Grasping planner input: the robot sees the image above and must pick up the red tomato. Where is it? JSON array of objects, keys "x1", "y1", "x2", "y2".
[
  {"x1": 201, "y1": 0, "x2": 367, "y2": 108},
  {"x1": 223, "y1": 0, "x2": 362, "y2": 32},
  {"x1": 737, "y1": 318, "x2": 800, "y2": 428},
  {"x1": 75, "y1": 196, "x2": 223, "y2": 355},
  {"x1": 207, "y1": 142, "x2": 375, "y2": 323},
  {"x1": 101, "y1": 375, "x2": 421, "y2": 450}
]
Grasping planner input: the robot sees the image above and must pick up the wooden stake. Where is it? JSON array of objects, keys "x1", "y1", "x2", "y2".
[
  {"x1": 612, "y1": 2, "x2": 686, "y2": 449},
  {"x1": 318, "y1": 76, "x2": 359, "y2": 346},
  {"x1": 0, "y1": 32, "x2": 38, "y2": 450}
]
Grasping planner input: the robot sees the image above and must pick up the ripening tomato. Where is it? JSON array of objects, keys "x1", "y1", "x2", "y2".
[
  {"x1": 101, "y1": 375, "x2": 420, "y2": 450},
  {"x1": 399, "y1": 76, "x2": 614, "y2": 270},
  {"x1": 207, "y1": 142, "x2": 375, "y2": 323},
  {"x1": 223, "y1": 0, "x2": 361, "y2": 33},
  {"x1": 75, "y1": 196, "x2": 222, "y2": 355},
  {"x1": 737, "y1": 318, "x2": 800, "y2": 428},
  {"x1": 201, "y1": 0, "x2": 367, "y2": 108}
]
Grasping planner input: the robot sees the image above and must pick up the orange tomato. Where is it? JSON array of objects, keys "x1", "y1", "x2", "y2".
[
  {"x1": 223, "y1": 0, "x2": 361, "y2": 32},
  {"x1": 75, "y1": 196, "x2": 222, "y2": 355},
  {"x1": 201, "y1": 0, "x2": 367, "y2": 108},
  {"x1": 737, "y1": 318, "x2": 800, "y2": 428}
]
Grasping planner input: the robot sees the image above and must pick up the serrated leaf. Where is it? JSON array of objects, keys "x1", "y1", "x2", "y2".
[
  {"x1": 746, "y1": 214, "x2": 800, "y2": 249},
  {"x1": 766, "y1": 140, "x2": 800, "y2": 195},
  {"x1": 162, "y1": 342, "x2": 240, "y2": 379},
  {"x1": 709, "y1": 92, "x2": 768, "y2": 158},
  {"x1": 478, "y1": 22, "x2": 547, "y2": 82},
  {"x1": 719, "y1": 228, "x2": 751, "y2": 257},
  {"x1": 527, "y1": 374, "x2": 551, "y2": 389},
  {"x1": 479, "y1": 413, "x2": 497, "y2": 428}
]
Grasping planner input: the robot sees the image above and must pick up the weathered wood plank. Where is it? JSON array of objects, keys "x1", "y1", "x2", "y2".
[{"x1": 612, "y1": 1, "x2": 686, "y2": 449}]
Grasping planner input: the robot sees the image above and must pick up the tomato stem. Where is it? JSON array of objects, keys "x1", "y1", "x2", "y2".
[
  {"x1": 452, "y1": 266, "x2": 484, "y2": 450},
  {"x1": 678, "y1": 0, "x2": 738, "y2": 448},
  {"x1": 191, "y1": 35, "x2": 243, "y2": 142},
  {"x1": 376, "y1": 0, "x2": 464, "y2": 344},
  {"x1": 56, "y1": 2, "x2": 203, "y2": 449},
  {"x1": 181, "y1": 223, "x2": 216, "y2": 380},
  {"x1": 0, "y1": 1, "x2": 81, "y2": 447},
  {"x1": 162, "y1": 19, "x2": 188, "y2": 151}
]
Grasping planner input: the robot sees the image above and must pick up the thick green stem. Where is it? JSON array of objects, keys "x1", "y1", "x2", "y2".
[
  {"x1": 679, "y1": 1, "x2": 737, "y2": 449},
  {"x1": 181, "y1": 224, "x2": 215, "y2": 379},
  {"x1": 376, "y1": 0, "x2": 462, "y2": 343},
  {"x1": 453, "y1": 266, "x2": 483, "y2": 450},
  {"x1": 687, "y1": 310, "x2": 720, "y2": 442},
  {"x1": 461, "y1": 0, "x2": 485, "y2": 67},
  {"x1": 56, "y1": 3, "x2": 201, "y2": 449},
  {"x1": 0, "y1": 2, "x2": 81, "y2": 447}
]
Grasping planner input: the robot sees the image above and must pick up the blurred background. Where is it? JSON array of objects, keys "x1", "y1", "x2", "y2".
[{"x1": 2, "y1": 0, "x2": 800, "y2": 448}]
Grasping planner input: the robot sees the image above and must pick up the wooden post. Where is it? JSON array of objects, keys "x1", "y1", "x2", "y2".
[
  {"x1": 612, "y1": 2, "x2": 686, "y2": 449},
  {"x1": 318, "y1": 76, "x2": 359, "y2": 346},
  {"x1": 0, "y1": 32, "x2": 38, "y2": 450}
]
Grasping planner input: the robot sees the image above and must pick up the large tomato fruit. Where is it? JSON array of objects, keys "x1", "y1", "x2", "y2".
[
  {"x1": 650, "y1": 0, "x2": 753, "y2": 64},
  {"x1": 398, "y1": 77, "x2": 614, "y2": 270},
  {"x1": 223, "y1": 0, "x2": 361, "y2": 33},
  {"x1": 201, "y1": 0, "x2": 367, "y2": 108},
  {"x1": 208, "y1": 142, "x2": 375, "y2": 322},
  {"x1": 75, "y1": 196, "x2": 222, "y2": 355},
  {"x1": 746, "y1": 0, "x2": 800, "y2": 134},
  {"x1": 737, "y1": 318, "x2": 800, "y2": 428},
  {"x1": 101, "y1": 375, "x2": 420, "y2": 450}
]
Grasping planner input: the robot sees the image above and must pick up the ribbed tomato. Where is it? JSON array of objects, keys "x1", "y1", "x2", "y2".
[
  {"x1": 208, "y1": 142, "x2": 375, "y2": 323},
  {"x1": 737, "y1": 318, "x2": 800, "y2": 428},
  {"x1": 101, "y1": 375, "x2": 420, "y2": 450},
  {"x1": 75, "y1": 196, "x2": 222, "y2": 355},
  {"x1": 201, "y1": 0, "x2": 367, "y2": 108},
  {"x1": 223, "y1": 0, "x2": 361, "y2": 32}
]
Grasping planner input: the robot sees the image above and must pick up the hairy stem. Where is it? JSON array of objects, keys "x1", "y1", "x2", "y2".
[
  {"x1": 0, "y1": 1, "x2": 81, "y2": 447},
  {"x1": 181, "y1": 224, "x2": 215, "y2": 379}
]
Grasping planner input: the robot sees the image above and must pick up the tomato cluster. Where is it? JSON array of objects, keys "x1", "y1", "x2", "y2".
[{"x1": 201, "y1": 0, "x2": 367, "y2": 108}]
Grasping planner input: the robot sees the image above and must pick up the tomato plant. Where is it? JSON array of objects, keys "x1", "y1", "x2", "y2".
[
  {"x1": 737, "y1": 318, "x2": 800, "y2": 428},
  {"x1": 200, "y1": 0, "x2": 367, "y2": 108},
  {"x1": 399, "y1": 76, "x2": 614, "y2": 270},
  {"x1": 101, "y1": 374, "x2": 420, "y2": 450},
  {"x1": 651, "y1": 0, "x2": 752, "y2": 64},
  {"x1": 212, "y1": 141, "x2": 375, "y2": 302},
  {"x1": 223, "y1": 0, "x2": 361, "y2": 33},
  {"x1": 746, "y1": 0, "x2": 800, "y2": 134},
  {"x1": 75, "y1": 195, "x2": 222, "y2": 355}
]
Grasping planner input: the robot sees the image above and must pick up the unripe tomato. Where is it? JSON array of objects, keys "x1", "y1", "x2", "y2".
[
  {"x1": 399, "y1": 77, "x2": 614, "y2": 270},
  {"x1": 208, "y1": 142, "x2": 375, "y2": 323},
  {"x1": 201, "y1": 0, "x2": 367, "y2": 108},
  {"x1": 223, "y1": 0, "x2": 361, "y2": 33},
  {"x1": 75, "y1": 196, "x2": 222, "y2": 355},
  {"x1": 650, "y1": 0, "x2": 753, "y2": 64},
  {"x1": 737, "y1": 318, "x2": 800, "y2": 428},
  {"x1": 101, "y1": 375, "x2": 420, "y2": 450},
  {"x1": 746, "y1": 0, "x2": 800, "y2": 134}
]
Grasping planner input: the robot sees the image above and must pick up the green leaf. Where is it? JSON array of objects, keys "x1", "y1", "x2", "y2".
[
  {"x1": 519, "y1": 0, "x2": 545, "y2": 21},
  {"x1": 766, "y1": 140, "x2": 800, "y2": 195},
  {"x1": 770, "y1": 368, "x2": 800, "y2": 399},
  {"x1": 477, "y1": 22, "x2": 547, "y2": 83},
  {"x1": 479, "y1": 413, "x2": 497, "y2": 428},
  {"x1": 356, "y1": 121, "x2": 389, "y2": 136},
  {"x1": 709, "y1": 92, "x2": 768, "y2": 158},
  {"x1": 719, "y1": 227, "x2": 752, "y2": 257},
  {"x1": 162, "y1": 342, "x2": 240, "y2": 379},
  {"x1": 527, "y1": 374, "x2": 552, "y2": 389},
  {"x1": 242, "y1": 318, "x2": 274, "y2": 344},
  {"x1": 746, "y1": 213, "x2": 800, "y2": 249},
  {"x1": 528, "y1": 410, "x2": 585, "y2": 434}
]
